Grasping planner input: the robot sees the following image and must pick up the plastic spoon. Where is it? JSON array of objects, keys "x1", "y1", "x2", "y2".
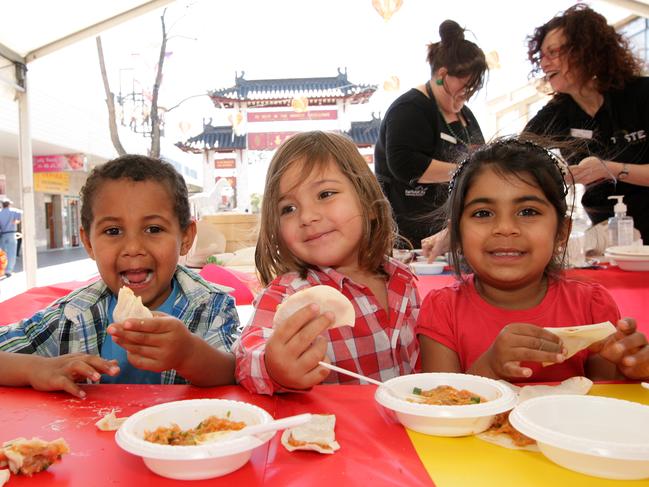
[
  {"x1": 200, "y1": 413, "x2": 313, "y2": 444},
  {"x1": 318, "y1": 361, "x2": 422, "y2": 402}
]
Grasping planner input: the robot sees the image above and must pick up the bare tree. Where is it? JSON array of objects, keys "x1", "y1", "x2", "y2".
[
  {"x1": 96, "y1": 9, "x2": 170, "y2": 158},
  {"x1": 96, "y1": 36, "x2": 126, "y2": 156}
]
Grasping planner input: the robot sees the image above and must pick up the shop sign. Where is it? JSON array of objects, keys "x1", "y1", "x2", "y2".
[
  {"x1": 34, "y1": 172, "x2": 71, "y2": 193},
  {"x1": 33, "y1": 154, "x2": 87, "y2": 172},
  {"x1": 215, "y1": 158, "x2": 236, "y2": 169},
  {"x1": 248, "y1": 110, "x2": 337, "y2": 122}
]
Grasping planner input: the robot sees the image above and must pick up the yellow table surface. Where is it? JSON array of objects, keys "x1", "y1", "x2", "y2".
[{"x1": 409, "y1": 384, "x2": 649, "y2": 487}]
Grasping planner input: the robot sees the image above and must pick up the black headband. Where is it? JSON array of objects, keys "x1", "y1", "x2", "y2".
[{"x1": 448, "y1": 138, "x2": 570, "y2": 196}]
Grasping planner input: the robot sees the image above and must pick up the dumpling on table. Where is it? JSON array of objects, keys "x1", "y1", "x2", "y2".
[{"x1": 280, "y1": 414, "x2": 340, "y2": 454}]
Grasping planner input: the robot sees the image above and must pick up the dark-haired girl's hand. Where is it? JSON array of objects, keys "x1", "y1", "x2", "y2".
[
  {"x1": 590, "y1": 318, "x2": 649, "y2": 380},
  {"x1": 480, "y1": 322, "x2": 566, "y2": 379},
  {"x1": 264, "y1": 303, "x2": 332, "y2": 390}
]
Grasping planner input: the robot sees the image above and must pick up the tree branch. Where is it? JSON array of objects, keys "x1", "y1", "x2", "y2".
[
  {"x1": 96, "y1": 36, "x2": 127, "y2": 156},
  {"x1": 149, "y1": 9, "x2": 168, "y2": 158}
]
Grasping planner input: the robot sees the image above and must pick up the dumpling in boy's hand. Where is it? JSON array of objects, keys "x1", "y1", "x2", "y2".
[
  {"x1": 273, "y1": 285, "x2": 355, "y2": 329},
  {"x1": 113, "y1": 287, "x2": 153, "y2": 323}
]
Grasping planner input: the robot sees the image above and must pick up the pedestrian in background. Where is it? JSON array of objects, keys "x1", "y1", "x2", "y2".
[{"x1": 0, "y1": 197, "x2": 22, "y2": 278}]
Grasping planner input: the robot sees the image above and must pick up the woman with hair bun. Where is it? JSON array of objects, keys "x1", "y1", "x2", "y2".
[
  {"x1": 374, "y1": 19, "x2": 488, "y2": 249},
  {"x1": 524, "y1": 4, "x2": 649, "y2": 243}
]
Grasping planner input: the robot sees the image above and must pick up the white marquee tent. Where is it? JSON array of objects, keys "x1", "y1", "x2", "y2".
[{"x1": 0, "y1": 0, "x2": 174, "y2": 286}]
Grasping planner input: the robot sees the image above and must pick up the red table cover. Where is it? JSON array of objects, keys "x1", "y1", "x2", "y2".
[{"x1": 0, "y1": 384, "x2": 432, "y2": 486}]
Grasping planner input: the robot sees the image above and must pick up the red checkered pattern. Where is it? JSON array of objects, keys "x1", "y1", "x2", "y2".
[{"x1": 234, "y1": 258, "x2": 421, "y2": 395}]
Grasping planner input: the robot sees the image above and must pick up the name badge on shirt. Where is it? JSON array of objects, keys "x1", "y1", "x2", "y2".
[
  {"x1": 570, "y1": 128, "x2": 593, "y2": 139},
  {"x1": 440, "y1": 132, "x2": 457, "y2": 144}
]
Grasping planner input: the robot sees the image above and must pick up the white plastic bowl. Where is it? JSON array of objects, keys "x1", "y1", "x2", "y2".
[
  {"x1": 510, "y1": 395, "x2": 649, "y2": 480},
  {"x1": 604, "y1": 251, "x2": 649, "y2": 271},
  {"x1": 410, "y1": 261, "x2": 446, "y2": 275},
  {"x1": 605, "y1": 245, "x2": 649, "y2": 257},
  {"x1": 375, "y1": 373, "x2": 517, "y2": 437},
  {"x1": 115, "y1": 399, "x2": 274, "y2": 480}
]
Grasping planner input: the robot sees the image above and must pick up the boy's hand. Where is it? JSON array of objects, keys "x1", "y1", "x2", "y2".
[
  {"x1": 107, "y1": 315, "x2": 195, "y2": 373},
  {"x1": 28, "y1": 354, "x2": 119, "y2": 398},
  {"x1": 483, "y1": 322, "x2": 565, "y2": 379},
  {"x1": 264, "y1": 303, "x2": 332, "y2": 390},
  {"x1": 590, "y1": 318, "x2": 649, "y2": 379}
]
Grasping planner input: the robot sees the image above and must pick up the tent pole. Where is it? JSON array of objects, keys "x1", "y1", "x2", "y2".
[{"x1": 16, "y1": 66, "x2": 37, "y2": 288}]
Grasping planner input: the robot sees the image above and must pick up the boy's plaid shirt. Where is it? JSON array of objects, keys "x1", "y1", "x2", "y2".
[
  {"x1": 0, "y1": 266, "x2": 240, "y2": 384},
  {"x1": 234, "y1": 258, "x2": 420, "y2": 395}
]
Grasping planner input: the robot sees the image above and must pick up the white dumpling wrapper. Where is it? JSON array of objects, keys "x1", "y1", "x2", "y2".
[
  {"x1": 95, "y1": 409, "x2": 128, "y2": 431},
  {"x1": 280, "y1": 414, "x2": 340, "y2": 454},
  {"x1": 517, "y1": 376, "x2": 593, "y2": 403},
  {"x1": 273, "y1": 286, "x2": 355, "y2": 328},
  {"x1": 113, "y1": 286, "x2": 153, "y2": 322},
  {"x1": 0, "y1": 470, "x2": 9, "y2": 487},
  {"x1": 543, "y1": 321, "x2": 616, "y2": 365}
]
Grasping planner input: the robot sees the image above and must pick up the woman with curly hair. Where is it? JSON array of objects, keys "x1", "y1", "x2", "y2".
[{"x1": 524, "y1": 4, "x2": 649, "y2": 243}]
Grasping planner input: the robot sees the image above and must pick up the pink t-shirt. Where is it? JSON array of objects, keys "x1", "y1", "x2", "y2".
[{"x1": 416, "y1": 275, "x2": 620, "y2": 382}]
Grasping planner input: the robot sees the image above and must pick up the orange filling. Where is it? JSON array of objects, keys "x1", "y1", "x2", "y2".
[{"x1": 144, "y1": 416, "x2": 246, "y2": 445}]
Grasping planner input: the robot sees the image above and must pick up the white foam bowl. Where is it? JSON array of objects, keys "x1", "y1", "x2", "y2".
[
  {"x1": 410, "y1": 261, "x2": 446, "y2": 275},
  {"x1": 510, "y1": 395, "x2": 649, "y2": 480},
  {"x1": 604, "y1": 251, "x2": 649, "y2": 271},
  {"x1": 375, "y1": 373, "x2": 517, "y2": 437},
  {"x1": 605, "y1": 245, "x2": 649, "y2": 257},
  {"x1": 115, "y1": 399, "x2": 274, "y2": 480}
]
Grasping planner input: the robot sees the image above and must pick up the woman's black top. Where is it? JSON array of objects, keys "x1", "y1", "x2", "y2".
[
  {"x1": 374, "y1": 88, "x2": 483, "y2": 248},
  {"x1": 525, "y1": 77, "x2": 649, "y2": 242}
]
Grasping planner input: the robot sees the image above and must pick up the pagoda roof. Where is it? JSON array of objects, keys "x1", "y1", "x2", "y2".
[
  {"x1": 208, "y1": 68, "x2": 377, "y2": 109},
  {"x1": 346, "y1": 114, "x2": 381, "y2": 147},
  {"x1": 175, "y1": 121, "x2": 246, "y2": 153},
  {"x1": 176, "y1": 116, "x2": 382, "y2": 153}
]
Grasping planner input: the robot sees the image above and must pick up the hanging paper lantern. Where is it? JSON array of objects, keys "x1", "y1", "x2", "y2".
[
  {"x1": 486, "y1": 50, "x2": 501, "y2": 70},
  {"x1": 383, "y1": 75, "x2": 400, "y2": 92},
  {"x1": 228, "y1": 111, "x2": 245, "y2": 136},
  {"x1": 178, "y1": 120, "x2": 192, "y2": 135},
  {"x1": 372, "y1": 0, "x2": 403, "y2": 21},
  {"x1": 291, "y1": 96, "x2": 309, "y2": 113}
]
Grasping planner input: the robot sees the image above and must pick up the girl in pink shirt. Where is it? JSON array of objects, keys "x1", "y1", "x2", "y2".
[{"x1": 416, "y1": 137, "x2": 649, "y2": 382}]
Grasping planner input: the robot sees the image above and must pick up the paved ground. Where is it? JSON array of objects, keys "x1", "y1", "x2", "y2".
[{"x1": 0, "y1": 247, "x2": 98, "y2": 303}]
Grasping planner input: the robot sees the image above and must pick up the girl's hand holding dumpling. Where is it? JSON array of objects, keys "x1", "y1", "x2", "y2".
[
  {"x1": 264, "y1": 304, "x2": 332, "y2": 390},
  {"x1": 589, "y1": 318, "x2": 649, "y2": 380},
  {"x1": 474, "y1": 323, "x2": 566, "y2": 379}
]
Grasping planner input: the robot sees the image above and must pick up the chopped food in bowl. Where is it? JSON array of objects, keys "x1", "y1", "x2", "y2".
[
  {"x1": 375, "y1": 373, "x2": 517, "y2": 437},
  {"x1": 144, "y1": 416, "x2": 247, "y2": 446},
  {"x1": 409, "y1": 385, "x2": 486, "y2": 405},
  {"x1": 509, "y1": 395, "x2": 649, "y2": 480},
  {"x1": 115, "y1": 399, "x2": 274, "y2": 480}
]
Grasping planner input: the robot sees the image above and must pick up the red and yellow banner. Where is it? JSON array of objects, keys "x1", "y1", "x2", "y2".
[{"x1": 248, "y1": 132, "x2": 297, "y2": 150}]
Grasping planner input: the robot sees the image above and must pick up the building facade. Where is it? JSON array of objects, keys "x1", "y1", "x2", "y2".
[{"x1": 176, "y1": 69, "x2": 380, "y2": 214}]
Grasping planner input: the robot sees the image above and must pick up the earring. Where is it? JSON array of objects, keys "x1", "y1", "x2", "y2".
[{"x1": 436, "y1": 78, "x2": 444, "y2": 86}]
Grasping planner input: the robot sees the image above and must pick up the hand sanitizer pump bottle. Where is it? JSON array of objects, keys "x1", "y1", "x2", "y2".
[{"x1": 607, "y1": 195, "x2": 634, "y2": 247}]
